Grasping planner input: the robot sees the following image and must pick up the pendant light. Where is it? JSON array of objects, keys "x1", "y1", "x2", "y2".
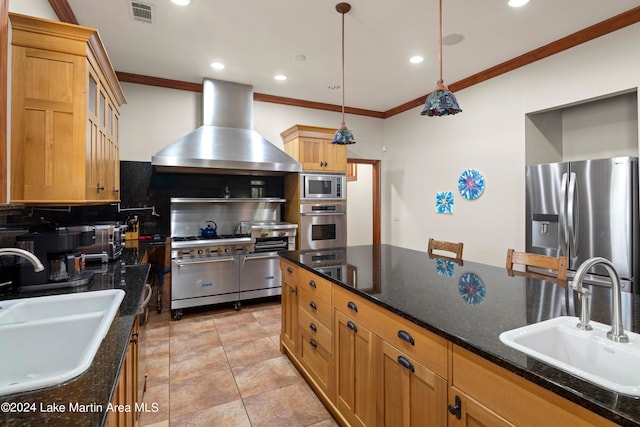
[
  {"x1": 332, "y1": 3, "x2": 356, "y2": 144},
  {"x1": 421, "y1": 0, "x2": 462, "y2": 116}
]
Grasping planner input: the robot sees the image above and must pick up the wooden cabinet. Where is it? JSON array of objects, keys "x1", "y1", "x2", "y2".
[
  {"x1": 9, "y1": 13, "x2": 126, "y2": 205},
  {"x1": 449, "y1": 345, "x2": 618, "y2": 427},
  {"x1": 335, "y1": 309, "x2": 375, "y2": 427},
  {"x1": 281, "y1": 124, "x2": 347, "y2": 173},
  {"x1": 106, "y1": 317, "x2": 140, "y2": 427},
  {"x1": 297, "y1": 269, "x2": 334, "y2": 398},
  {"x1": 379, "y1": 340, "x2": 448, "y2": 427},
  {"x1": 280, "y1": 259, "x2": 298, "y2": 354}
]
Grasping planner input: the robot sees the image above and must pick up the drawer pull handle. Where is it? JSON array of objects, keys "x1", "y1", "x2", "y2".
[
  {"x1": 448, "y1": 395, "x2": 462, "y2": 420},
  {"x1": 347, "y1": 301, "x2": 358, "y2": 312},
  {"x1": 310, "y1": 338, "x2": 317, "y2": 349},
  {"x1": 347, "y1": 320, "x2": 358, "y2": 332},
  {"x1": 398, "y1": 330, "x2": 415, "y2": 346},
  {"x1": 397, "y1": 355, "x2": 414, "y2": 373},
  {"x1": 287, "y1": 267, "x2": 292, "y2": 273},
  {"x1": 310, "y1": 323, "x2": 317, "y2": 332},
  {"x1": 309, "y1": 280, "x2": 317, "y2": 288},
  {"x1": 309, "y1": 301, "x2": 317, "y2": 311}
]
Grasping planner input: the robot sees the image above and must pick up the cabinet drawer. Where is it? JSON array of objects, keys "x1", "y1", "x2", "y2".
[
  {"x1": 298, "y1": 287, "x2": 333, "y2": 329},
  {"x1": 298, "y1": 307, "x2": 332, "y2": 353},
  {"x1": 280, "y1": 259, "x2": 298, "y2": 284},
  {"x1": 299, "y1": 268, "x2": 332, "y2": 304},
  {"x1": 334, "y1": 285, "x2": 448, "y2": 378},
  {"x1": 299, "y1": 330, "x2": 332, "y2": 395}
]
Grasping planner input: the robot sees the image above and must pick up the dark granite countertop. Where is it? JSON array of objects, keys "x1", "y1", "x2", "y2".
[
  {"x1": 0, "y1": 256, "x2": 150, "y2": 426},
  {"x1": 281, "y1": 244, "x2": 640, "y2": 426}
]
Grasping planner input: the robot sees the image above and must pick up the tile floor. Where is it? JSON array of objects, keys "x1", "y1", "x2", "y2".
[{"x1": 139, "y1": 298, "x2": 339, "y2": 427}]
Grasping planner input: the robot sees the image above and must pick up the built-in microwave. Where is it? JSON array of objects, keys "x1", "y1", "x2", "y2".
[{"x1": 301, "y1": 173, "x2": 346, "y2": 201}]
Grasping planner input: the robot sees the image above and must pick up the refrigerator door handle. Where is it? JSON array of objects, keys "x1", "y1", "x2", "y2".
[
  {"x1": 567, "y1": 172, "x2": 578, "y2": 258},
  {"x1": 559, "y1": 172, "x2": 569, "y2": 256}
]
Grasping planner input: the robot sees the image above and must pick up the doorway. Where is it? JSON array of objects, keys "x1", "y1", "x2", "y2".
[{"x1": 346, "y1": 158, "x2": 381, "y2": 245}]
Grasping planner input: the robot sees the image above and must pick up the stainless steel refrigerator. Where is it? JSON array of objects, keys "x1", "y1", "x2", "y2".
[{"x1": 526, "y1": 156, "x2": 638, "y2": 292}]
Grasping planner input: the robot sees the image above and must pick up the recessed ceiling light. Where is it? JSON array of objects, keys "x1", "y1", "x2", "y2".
[
  {"x1": 171, "y1": 0, "x2": 191, "y2": 6},
  {"x1": 294, "y1": 54, "x2": 306, "y2": 62},
  {"x1": 508, "y1": 0, "x2": 529, "y2": 7},
  {"x1": 410, "y1": 56, "x2": 424, "y2": 64},
  {"x1": 210, "y1": 62, "x2": 224, "y2": 70},
  {"x1": 442, "y1": 33, "x2": 465, "y2": 46},
  {"x1": 274, "y1": 74, "x2": 287, "y2": 81}
]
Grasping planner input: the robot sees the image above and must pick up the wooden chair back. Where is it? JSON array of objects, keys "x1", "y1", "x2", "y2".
[
  {"x1": 428, "y1": 238, "x2": 464, "y2": 262},
  {"x1": 505, "y1": 249, "x2": 568, "y2": 281}
]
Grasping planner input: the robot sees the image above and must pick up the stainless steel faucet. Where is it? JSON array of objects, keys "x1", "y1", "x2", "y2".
[
  {"x1": 572, "y1": 257, "x2": 629, "y2": 343},
  {"x1": 0, "y1": 248, "x2": 45, "y2": 272}
]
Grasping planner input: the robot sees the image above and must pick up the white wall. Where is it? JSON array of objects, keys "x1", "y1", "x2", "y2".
[
  {"x1": 347, "y1": 164, "x2": 373, "y2": 246},
  {"x1": 8, "y1": 0, "x2": 56, "y2": 19},
  {"x1": 383, "y1": 23, "x2": 640, "y2": 266}
]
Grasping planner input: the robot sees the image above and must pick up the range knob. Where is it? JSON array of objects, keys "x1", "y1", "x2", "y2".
[
  {"x1": 217, "y1": 248, "x2": 223, "y2": 254},
  {"x1": 177, "y1": 251, "x2": 183, "y2": 258},
  {"x1": 224, "y1": 247, "x2": 231, "y2": 253}
]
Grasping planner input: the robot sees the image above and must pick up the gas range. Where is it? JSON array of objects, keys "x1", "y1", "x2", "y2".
[{"x1": 170, "y1": 234, "x2": 254, "y2": 259}]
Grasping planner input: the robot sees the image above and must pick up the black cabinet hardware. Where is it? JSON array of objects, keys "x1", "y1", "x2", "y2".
[
  {"x1": 397, "y1": 355, "x2": 415, "y2": 373},
  {"x1": 310, "y1": 338, "x2": 317, "y2": 348},
  {"x1": 287, "y1": 267, "x2": 292, "y2": 273},
  {"x1": 347, "y1": 320, "x2": 358, "y2": 332},
  {"x1": 347, "y1": 301, "x2": 358, "y2": 312},
  {"x1": 448, "y1": 395, "x2": 462, "y2": 419},
  {"x1": 309, "y1": 301, "x2": 317, "y2": 310},
  {"x1": 309, "y1": 280, "x2": 317, "y2": 288},
  {"x1": 310, "y1": 323, "x2": 317, "y2": 332},
  {"x1": 398, "y1": 330, "x2": 415, "y2": 346}
]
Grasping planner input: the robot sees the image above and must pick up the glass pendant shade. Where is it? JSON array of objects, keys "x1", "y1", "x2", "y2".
[
  {"x1": 421, "y1": 81, "x2": 462, "y2": 116},
  {"x1": 332, "y1": 122, "x2": 356, "y2": 144}
]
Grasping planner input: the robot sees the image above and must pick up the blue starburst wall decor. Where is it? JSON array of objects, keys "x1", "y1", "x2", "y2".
[
  {"x1": 458, "y1": 169, "x2": 485, "y2": 200},
  {"x1": 435, "y1": 191, "x2": 454, "y2": 214},
  {"x1": 458, "y1": 273, "x2": 486, "y2": 305},
  {"x1": 436, "y1": 258, "x2": 455, "y2": 277}
]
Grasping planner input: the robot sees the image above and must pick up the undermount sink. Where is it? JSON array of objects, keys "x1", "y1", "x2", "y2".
[
  {"x1": 0, "y1": 289, "x2": 125, "y2": 396},
  {"x1": 499, "y1": 316, "x2": 640, "y2": 396}
]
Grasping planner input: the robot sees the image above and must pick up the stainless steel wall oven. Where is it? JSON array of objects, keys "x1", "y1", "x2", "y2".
[{"x1": 299, "y1": 203, "x2": 347, "y2": 251}]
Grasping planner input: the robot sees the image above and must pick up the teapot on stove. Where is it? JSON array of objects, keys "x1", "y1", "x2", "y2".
[{"x1": 200, "y1": 221, "x2": 218, "y2": 238}]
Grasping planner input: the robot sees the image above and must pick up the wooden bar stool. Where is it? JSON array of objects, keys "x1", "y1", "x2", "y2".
[
  {"x1": 428, "y1": 238, "x2": 464, "y2": 263},
  {"x1": 505, "y1": 249, "x2": 568, "y2": 281}
]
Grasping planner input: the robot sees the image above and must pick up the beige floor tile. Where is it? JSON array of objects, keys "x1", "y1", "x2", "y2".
[
  {"x1": 308, "y1": 419, "x2": 341, "y2": 427},
  {"x1": 170, "y1": 346, "x2": 229, "y2": 382},
  {"x1": 216, "y1": 320, "x2": 271, "y2": 346},
  {"x1": 169, "y1": 367, "x2": 240, "y2": 420},
  {"x1": 224, "y1": 336, "x2": 282, "y2": 369},
  {"x1": 169, "y1": 399, "x2": 251, "y2": 427},
  {"x1": 169, "y1": 315, "x2": 216, "y2": 335},
  {"x1": 232, "y1": 355, "x2": 303, "y2": 398},
  {"x1": 243, "y1": 383, "x2": 331, "y2": 427},
  {"x1": 146, "y1": 356, "x2": 169, "y2": 388},
  {"x1": 213, "y1": 311, "x2": 257, "y2": 327},
  {"x1": 146, "y1": 336, "x2": 170, "y2": 359},
  {"x1": 139, "y1": 383, "x2": 169, "y2": 426},
  {"x1": 169, "y1": 328, "x2": 222, "y2": 355}
]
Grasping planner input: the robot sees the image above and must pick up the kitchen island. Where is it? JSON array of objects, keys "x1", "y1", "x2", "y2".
[
  {"x1": 280, "y1": 244, "x2": 640, "y2": 426},
  {"x1": 0, "y1": 253, "x2": 151, "y2": 426}
]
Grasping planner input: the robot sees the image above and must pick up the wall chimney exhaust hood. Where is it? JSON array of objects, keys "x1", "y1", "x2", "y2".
[{"x1": 151, "y1": 78, "x2": 301, "y2": 175}]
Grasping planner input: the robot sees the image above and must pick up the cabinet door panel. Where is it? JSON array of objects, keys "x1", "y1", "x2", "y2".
[
  {"x1": 335, "y1": 310, "x2": 375, "y2": 427},
  {"x1": 449, "y1": 387, "x2": 515, "y2": 427},
  {"x1": 381, "y1": 341, "x2": 447, "y2": 427}
]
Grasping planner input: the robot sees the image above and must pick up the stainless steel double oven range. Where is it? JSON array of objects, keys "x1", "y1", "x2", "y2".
[{"x1": 169, "y1": 198, "x2": 297, "y2": 320}]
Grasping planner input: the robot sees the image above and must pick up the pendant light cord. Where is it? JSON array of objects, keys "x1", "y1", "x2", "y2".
[
  {"x1": 341, "y1": 9, "x2": 346, "y2": 124},
  {"x1": 438, "y1": 0, "x2": 443, "y2": 85}
]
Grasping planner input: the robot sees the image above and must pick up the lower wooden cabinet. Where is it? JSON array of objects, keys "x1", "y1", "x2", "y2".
[
  {"x1": 379, "y1": 340, "x2": 447, "y2": 427},
  {"x1": 448, "y1": 387, "x2": 515, "y2": 427},
  {"x1": 280, "y1": 260, "x2": 298, "y2": 354},
  {"x1": 106, "y1": 317, "x2": 140, "y2": 427},
  {"x1": 335, "y1": 310, "x2": 375, "y2": 427}
]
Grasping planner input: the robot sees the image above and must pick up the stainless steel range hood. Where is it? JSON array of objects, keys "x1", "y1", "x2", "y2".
[{"x1": 151, "y1": 78, "x2": 301, "y2": 175}]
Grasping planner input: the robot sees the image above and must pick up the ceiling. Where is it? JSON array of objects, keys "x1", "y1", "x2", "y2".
[{"x1": 64, "y1": 0, "x2": 640, "y2": 113}]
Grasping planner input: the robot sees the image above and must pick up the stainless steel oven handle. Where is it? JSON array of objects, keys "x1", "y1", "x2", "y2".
[
  {"x1": 175, "y1": 257, "x2": 236, "y2": 267},
  {"x1": 300, "y1": 212, "x2": 346, "y2": 216},
  {"x1": 244, "y1": 254, "x2": 278, "y2": 261}
]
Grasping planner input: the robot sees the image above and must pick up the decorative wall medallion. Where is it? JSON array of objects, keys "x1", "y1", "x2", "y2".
[
  {"x1": 458, "y1": 169, "x2": 485, "y2": 200},
  {"x1": 435, "y1": 191, "x2": 454, "y2": 214},
  {"x1": 436, "y1": 258, "x2": 455, "y2": 277},
  {"x1": 458, "y1": 273, "x2": 486, "y2": 305}
]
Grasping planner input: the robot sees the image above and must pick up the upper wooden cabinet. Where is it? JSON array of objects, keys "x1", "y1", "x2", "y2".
[
  {"x1": 281, "y1": 125, "x2": 347, "y2": 173},
  {"x1": 9, "y1": 13, "x2": 126, "y2": 205}
]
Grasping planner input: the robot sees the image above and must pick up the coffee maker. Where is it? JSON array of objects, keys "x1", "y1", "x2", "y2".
[{"x1": 15, "y1": 230, "x2": 95, "y2": 291}]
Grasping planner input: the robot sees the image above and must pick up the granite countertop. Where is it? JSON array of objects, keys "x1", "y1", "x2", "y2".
[
  {"x1": 281, "y1": 244, "x2": 640, "y2": 426},
  {"x1": 0, "y1": 256, "x2": 150, "y2": 426}
]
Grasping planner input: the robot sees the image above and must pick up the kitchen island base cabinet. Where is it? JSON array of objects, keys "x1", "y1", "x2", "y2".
[
  {"x1": 106, "y1": 317, "x2": 140, "y2": 427},
  {"x1": 450, "y1": 345, "x2": 618, "y2": 427},
  {"x1": 280, "y1": 259, "x2": 299, "y2": 354}
]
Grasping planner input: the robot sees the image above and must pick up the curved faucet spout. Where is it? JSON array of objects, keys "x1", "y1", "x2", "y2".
[
  {"x1": 572, "y1": 257, "x2": 628, "y2": 343},
  {"x1": 0, "y1": 248, "x2": 45, "y2": 272}
]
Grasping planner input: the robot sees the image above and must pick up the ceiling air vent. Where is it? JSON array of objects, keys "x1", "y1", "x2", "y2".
[{"x1": 131, "y1": 1, "x2": 153, "y2": 24}]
